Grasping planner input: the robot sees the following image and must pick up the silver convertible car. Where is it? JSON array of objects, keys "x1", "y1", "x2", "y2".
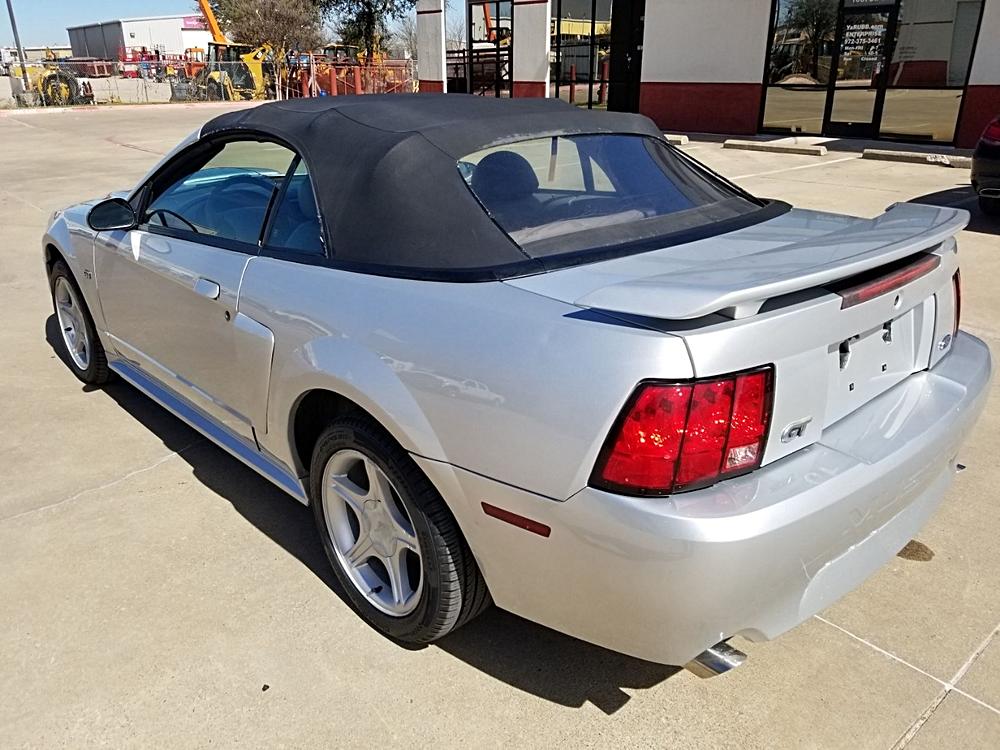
[{"x1": 44, "y1": 96, "x2": 991, "y2": 675}]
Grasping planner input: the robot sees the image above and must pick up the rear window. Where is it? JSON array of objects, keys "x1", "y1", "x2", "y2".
[{"x1": 459, "y1": 134, "x2": 761, "y2": 257}]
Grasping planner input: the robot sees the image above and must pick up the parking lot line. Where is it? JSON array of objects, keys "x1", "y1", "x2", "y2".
[
  {"x1": 0, "y1": 188, "x2": 46, "y2": 214},
  {"x1": 814, "y1": 615, "x2": 945, "y2": 686},
  {"x1": 814, "y1": 614, "x2": 1000, "y2": 747},
  {"x1": 732, "y1": 155, "x2": 859, "y2": 180}
]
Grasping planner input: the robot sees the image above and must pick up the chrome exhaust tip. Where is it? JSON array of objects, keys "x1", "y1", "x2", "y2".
[
  {"x1": 685, "y1": 640, "x2": 747, "y2": 678},
  {"x1": 980, "y1": 188, "x2": 1000, "y2": 198}
]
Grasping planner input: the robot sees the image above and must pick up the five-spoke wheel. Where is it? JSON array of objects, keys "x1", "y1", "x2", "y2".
[
  {"x1": 322, "y1": 449, "x2": 423, "y2": 616},
  {"x1": 48, "y1": 259, "x2": 110, "y2": 385},
  {"x1": 311, "y1": 416, "x2": 490, "y2": 643},
  {"x1": 53, "y1": 275, "x2": 91, "y2": 371}
]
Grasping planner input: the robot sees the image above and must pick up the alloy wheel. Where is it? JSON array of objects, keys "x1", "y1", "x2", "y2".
[
  {"x1": 54, "y1": 276, "x2": 90, "y2": 371},
  {"x1": 321, "y1": 449, "x2": 423, "y2": 616}
]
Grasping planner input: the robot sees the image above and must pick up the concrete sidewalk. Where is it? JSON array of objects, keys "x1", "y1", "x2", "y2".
[{"x1": 2, "y1": 107, "x2": 999, "y2": 749}]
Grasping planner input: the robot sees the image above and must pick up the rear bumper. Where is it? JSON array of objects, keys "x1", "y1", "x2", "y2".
[{"x1": 417, "y1": 332, "x2": 992, "y2": 666}]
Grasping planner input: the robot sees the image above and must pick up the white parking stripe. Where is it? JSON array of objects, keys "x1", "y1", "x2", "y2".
[
  {"x1": 813, "y1": 615, "x2": 1000, "y2": 747},
  {"x1": 733, "y1": 155, "x2": 859, "y2": 180}
]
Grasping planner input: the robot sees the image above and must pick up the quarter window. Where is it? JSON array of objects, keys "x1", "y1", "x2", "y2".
[
  {"x1": 144, "y1": 139, "x2": 295, "y2": 246},
  {"x1": 264, "y1": 160, "x2": 325, "y2": 256}
]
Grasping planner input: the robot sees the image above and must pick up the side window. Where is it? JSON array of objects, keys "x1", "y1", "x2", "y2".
[
  {"x1": 263, "y1": 160, "x2": 325, "y2": 257},
  {"x1": 144, "y1": 139, "x2": 295, "y2": 246}
]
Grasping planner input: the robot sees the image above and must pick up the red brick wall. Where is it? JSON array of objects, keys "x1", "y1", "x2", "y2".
[
  {"x1": 513, "y1": 81, "x2": 547, "y2": 98},
  {"x1": 957, "y1": 86, "x2": 1000, "y2": 148},
  {"x1": 638, "y1": 82, "x2": 763, "y2": 135}
]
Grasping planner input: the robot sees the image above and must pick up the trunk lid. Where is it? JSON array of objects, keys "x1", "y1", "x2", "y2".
[{"x1": 507, "y1": 202, "x2": 967, "y2": 468}]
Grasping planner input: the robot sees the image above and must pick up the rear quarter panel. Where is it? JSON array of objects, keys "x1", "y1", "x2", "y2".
[{"x1": 239, "y1": 257, "x2": 692, "y2": 500}]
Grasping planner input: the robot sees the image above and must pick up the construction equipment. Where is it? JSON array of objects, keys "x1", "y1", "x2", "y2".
[
  {"x1": 10, "y1": 48, "x2": 93, "y2": 106},
  {"x1": 191, "y1": 0, "x2": 275, "y2": 100},
  {"x1": 471, "y1": 2, "x2": 512, "y2": 48},
  {"x1": 183, "y1": 47, "x2": 206, "y2": 79}
]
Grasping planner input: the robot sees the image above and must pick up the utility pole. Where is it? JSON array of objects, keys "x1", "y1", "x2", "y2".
[{"x1": 5, "y1": 0, "x2": 31, "y2": 93}]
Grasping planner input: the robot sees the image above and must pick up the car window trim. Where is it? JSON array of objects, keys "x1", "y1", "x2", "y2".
[
  {"x1": 258, "y1": 245, "x2": 330, "y2": 265},
  {"x1": 142, "y1": 223, "x2": 261, "y2": 256},
  {"x1": 250, "y1": 198, "x2": 792, "y2": 281}
]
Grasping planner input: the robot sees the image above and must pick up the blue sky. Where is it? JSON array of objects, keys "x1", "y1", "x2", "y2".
[{"x1": 2, "y1": 1, "x2": 194, "y2": 47}]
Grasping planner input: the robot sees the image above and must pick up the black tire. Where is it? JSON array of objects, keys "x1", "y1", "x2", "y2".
[
  {"x1": 48, "y1": 259, "x2": 111, "y2": 385},
  {"x1": 310, "y1": 415, "x2": 490, "y2": 643},
  {"x1": 980, "y1": 194, "x2": 1000, "y2": 217},
  {"x1": 42, "y1": 71, "x2": 78, "y2": 106},
  {"x1": 206, "y1": 80, "x2": 223, "y2": 101}
]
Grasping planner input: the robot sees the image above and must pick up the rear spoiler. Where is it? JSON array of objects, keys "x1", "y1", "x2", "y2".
[{"x1": 573, "y1": 203, "x2": 968, "y2": 320}]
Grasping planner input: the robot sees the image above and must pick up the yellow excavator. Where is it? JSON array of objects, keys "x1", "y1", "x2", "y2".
[{"x1": 193, "y1": 0, "x2": 275, "y2": 100}]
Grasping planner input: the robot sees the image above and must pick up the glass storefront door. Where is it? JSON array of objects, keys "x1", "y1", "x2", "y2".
[
  {"x1": 466, "y1": 1, "x2": 513, "y2": 97},
  {"x1": 823, "y1": 4, "x2": 897, "y2": 137},
  {"x1": 606, "y1": 0, "x2": 645, "y2": 112},
  {"x1": 761, "y1": 0, "x2": 985, "y2": 144},
  {"x1": 551, "y1": 0, "x2": 613, "y2": 108}
]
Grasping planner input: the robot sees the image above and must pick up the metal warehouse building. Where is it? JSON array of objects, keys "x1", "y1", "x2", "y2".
[
  {"x1": 417, "y1": 0, "x2": 1000, "y2": 148},
  {"x1": 67, "y1": 15, "x2": 212, "y2": 59}
]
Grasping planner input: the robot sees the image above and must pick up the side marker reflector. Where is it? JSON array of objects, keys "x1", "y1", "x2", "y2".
[{"x1": 481, "y1": 502, "x2": 551, "y2": 537}]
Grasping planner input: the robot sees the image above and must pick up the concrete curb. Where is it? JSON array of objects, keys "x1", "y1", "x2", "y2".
[
  {"x1": 861, "y1": 149, "x2": 973, "y2": 169},
  {"x1": 723, "y1": 139, "x2": 828, "y2": 156},
  {"x1": 664, "y1": 134, "x2": 689, "y2": 145}
]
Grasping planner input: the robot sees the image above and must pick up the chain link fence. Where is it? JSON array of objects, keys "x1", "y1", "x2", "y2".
[{"x1": 2, "y1": 56, "x2": 417, "y2": 108}]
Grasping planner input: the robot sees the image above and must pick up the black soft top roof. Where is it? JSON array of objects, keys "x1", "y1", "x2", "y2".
[{"x1": 202, "y1": 94, "x2": 664, "y2": 280}]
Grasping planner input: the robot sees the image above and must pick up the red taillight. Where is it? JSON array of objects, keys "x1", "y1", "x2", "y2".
[
  {"x1": 982, "y1": 117, "x2": 1000, "y2": 145},
  {"x1": 724, "y1": 370, "x2": 771, "y2": 472},
  {"x1": 592, "y1": 367, "x2": 774, "y2": 496},
  {"x1": 953, "y1": 269, "x2": 962, "y2": 337}
]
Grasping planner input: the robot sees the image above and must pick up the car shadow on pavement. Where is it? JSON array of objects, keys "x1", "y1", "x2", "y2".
[
  {"x1": 432, "y1": 610, "x2": 681, "y2": 713},
  {"x1": 46, "y1": 316, "x2": 679, "y2": 713},
  {"x1": 909, "y1": 185, "x2": 999, "y2": 236}
]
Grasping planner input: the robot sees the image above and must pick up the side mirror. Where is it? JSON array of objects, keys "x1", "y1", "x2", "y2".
[{"x1": 87, "y1": 197, "x2": 137, "y2": 232}]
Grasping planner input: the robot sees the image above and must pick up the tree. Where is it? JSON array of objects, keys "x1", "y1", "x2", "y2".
[
  {"x1": 396, "y1": 14, "x2": 418, "y2": 59},
  {"x1": 786, "y1": 0, "x2": 837, "y2": 80},
  {"x1": 324, "y1": 0, "x2": 417, "y2": 59},
  {"x1": 218, "y1": 0, "x2": 325, "y2": 51},
  {"x1": 445, "y1": 0, "x2": 466, "y2": 50},
  {"x1": 392, "y1": 1, "x2": 463, "y2": 60},
  {"x1": 198, "y1": 1, "x2": 229, "y2": 29}
]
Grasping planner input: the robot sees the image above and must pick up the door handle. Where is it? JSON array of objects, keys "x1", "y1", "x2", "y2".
[{"x1": 194, "y1": 277, "x2": 221, "y2": 300}]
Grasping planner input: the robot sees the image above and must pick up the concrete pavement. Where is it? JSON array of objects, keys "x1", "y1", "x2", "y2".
[{"x1": 1, "y1": 103, "x2": 999, "y2": 748}]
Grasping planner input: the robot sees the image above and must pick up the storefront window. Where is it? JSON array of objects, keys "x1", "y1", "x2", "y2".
[
  {"x1": 880, "y1": 88, "x2": 963, "y2": 141},
  {"x1": 762, "y1": 0, "x2": 838, "y2": 134},
  {"x1": 880, "y1": 0, "x2": 983, "y2": 141},
  {"x1": 551, "y1": 0, "x2": 613, "y2": 108},
  {"x1": 761, "y1": 0, "x2": 984, "y2": 143}
]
